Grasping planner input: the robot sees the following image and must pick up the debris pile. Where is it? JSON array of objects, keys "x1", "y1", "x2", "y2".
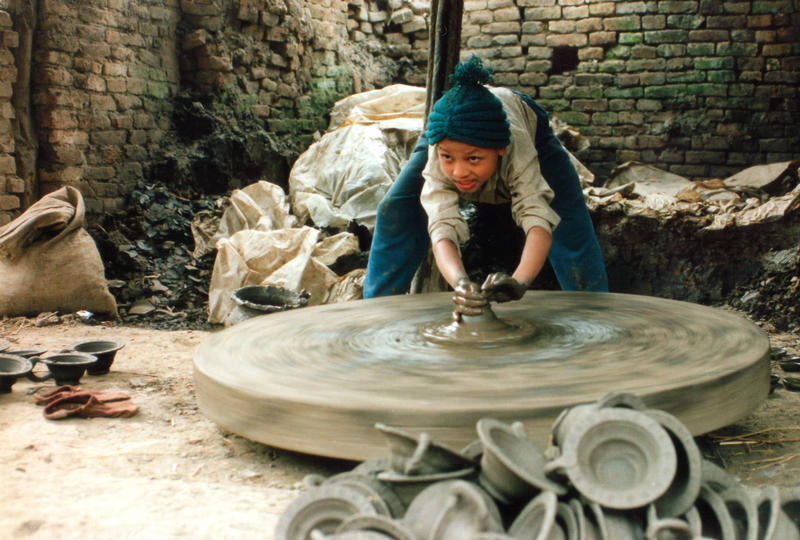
[
  {"x1": 93, "y1": 182, "x2": 225, "y2": 330},
  {"x1": 275, "y1": 393, "x2": 800, "y2": 540}
]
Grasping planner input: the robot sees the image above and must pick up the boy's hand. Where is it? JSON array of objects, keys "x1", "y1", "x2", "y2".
[
  {"x1": 481, "y1": 272, "x2": 527, "y2": 302},
  {"x1": 452, "y1": 277, "x2": 489, "y2": 319}
]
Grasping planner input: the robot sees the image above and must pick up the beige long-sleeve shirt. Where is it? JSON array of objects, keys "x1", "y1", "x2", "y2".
[{"x1": 421, "y1": 87, "x2": 561, "y2": 248}]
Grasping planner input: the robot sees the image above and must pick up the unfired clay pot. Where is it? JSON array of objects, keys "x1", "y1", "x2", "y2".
[
  {"x1": 645, "y1": 408, "x2": 703, "y2": 518},
  {"x1": 718, "y1": 486, "x2": 758, "y2": 540},
  {"x1": 0, "y1": 353, "x2": 33, "y2": 393},
  {"x1": 39, "y1": 352, "x2": 97, "y2": 386},
  {"x1": 402, "y1": 479, "x2": 504, "y2": 540},
  {"x1": 544, "y1": 407, "x2": 677, "y2": 510},
  {"x1": 476, "y1": 418, "x2": 567, "y2": 504},
  {"x1": 274, "y1": 484, "x2": 378, "y2": 540},
  {"x1": 375, "y1": 423, "x2": 475, "y2": 476},
  {"x1": 694, "y1": 484, "x2": 736, "y2": 540},
  {"x1": 507, "y1": 490, "x2": 559, "y2": 540}
]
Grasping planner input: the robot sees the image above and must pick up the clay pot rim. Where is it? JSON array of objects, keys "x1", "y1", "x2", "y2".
[
  {"x1": 68, "y1": 339, "x2": 125, "y2": 355},
  {"x1": 477, "y1": 417, "x2": 568, "y2": 496},
  {"x1": 552, "y1": 407, "x2": 677, "y2": 510},
  {"x1": 508, "y1": 490, "x2": 559, "y2": 537},
  {"x1": 41, "y1": 352, "x2": 98, "y2": 367},
  {"x1": 376, "y1": 467, "x2": 474, "y2": 483},
  {"x1": 0, "y1": 353, "x2": 34, "y2": 377},
  {"x1": 274, "y1": 484, "x2": 379, "y2": 540},
  {"x1": 645, "y1": 408, "x2": 703, "y2": 518},
  {"x1": 336, "y1": 514, "x2": 417, "y2": 540},
  {"x1": 5, "y1": 349, "x2": 47, "y2": 358}
]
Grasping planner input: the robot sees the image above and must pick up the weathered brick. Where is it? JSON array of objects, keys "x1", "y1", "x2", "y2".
[
  {"x1": 591, "y1": 31, "x2": 620, "y2": 46},
  {"x1": 524, "y1": 6, "x2": 561, "y2": 20},
  {"x1": 644, "y1": 29, "x2": 689, "y2": 44},
  {"x1": 604, "y1": 16, "x2": 641, "y2": 31}
]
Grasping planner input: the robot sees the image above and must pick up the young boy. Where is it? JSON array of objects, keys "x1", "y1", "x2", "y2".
[{"x1": 364, "y1": 56, "x2": 608, "y2": 312}]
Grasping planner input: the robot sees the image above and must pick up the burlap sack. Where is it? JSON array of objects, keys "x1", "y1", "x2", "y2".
[{"x1": 0, "y1": 186, "x2": 118, "y2": 317}]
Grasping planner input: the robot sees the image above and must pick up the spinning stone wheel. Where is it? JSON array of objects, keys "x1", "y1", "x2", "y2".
[{"x1": 193, "y1": 291, "x2": 769, "y2": 460}]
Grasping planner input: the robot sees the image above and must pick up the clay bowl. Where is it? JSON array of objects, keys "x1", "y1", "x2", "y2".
[
  {"x1": 375, "y1": 423, "x2": 475, "y2": 476},
  {"x1": 543, "y1": 407, "x2": 677, "y2": 510},
  {"x1": 325, "y1": 471, "x2": 406, "y2": 518},
  {"x1": 779, "y1": 358, "x2": 800, "y2": 372},
  {"x1": 274, "y1": 484, "x2": 378, "y2": 540},
  {"x1": 0, "y1": 353, "x2": 34, "y2": 393},
  {"x1": 68, "y1": 339, "x2": 124, "y2": 375},
  {"x1": 476, "y1": 418, "x2": 567, "y2": 504},
  {"x1": 0, "y1": 339, "x2": 9, "y2": 352},
  {"x1": 402, "y1": 479, "x2": 504, "y2": 540},
  {"x1": 40, "y1": 353, "x2": 97, "y2": 386},
  {"x1": 507, "y1": 490, "x2": 558, "y2": 539}
]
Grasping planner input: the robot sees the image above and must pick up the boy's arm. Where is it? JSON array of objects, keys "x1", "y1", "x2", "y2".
[
  {"x1": 432, "y1": 238, "x2": 469, "y2": 288},
  {"x1": 512, "y1": 225, "x2": 552, "y2": 286}
]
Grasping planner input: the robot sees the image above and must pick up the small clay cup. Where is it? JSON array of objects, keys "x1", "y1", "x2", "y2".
[
  {"x1": 68, "y1": 339, "x2": 124, "y2": 375},
  {"x1": 273, "y1": 484, "x2": 378, "y2": 540},
  {"x1": 694, "y1": 484, "x2": 736, "y2": 540},
  {"x1": 375, "y1": 423, "x2": 474, "y2": 476},
  {"x1": 40, "y1": 352, "x2": 97, "y2": 386},
  {"x1": 476, "y1": 418, "x2": 567, "y2": 504},
  {"x1": 325, "y1": 472, "x2": 406, "y2": 518},
  {"x1": 507, "y1": 491, "x2": 558, "y2": 540},
  {"x1": 402, "y1": 480, "x2": 504, "y2": 540},
  {"x1": 0, "y1": 353, "x2": 34, "y2": 393}
]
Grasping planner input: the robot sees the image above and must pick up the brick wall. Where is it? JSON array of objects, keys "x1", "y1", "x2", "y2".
[
  {"x1": 457, "y1": 0, "x2": 800, "y2": 180},
  {"x1": 1, "y1": 0, "x2": 798, "y2": 225},
  {"x1": 0, "y1": 9, "x2": 21, "y2": 224}
]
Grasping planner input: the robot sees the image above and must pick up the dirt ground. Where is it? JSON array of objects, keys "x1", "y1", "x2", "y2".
[{"x1": 1, "y1": 314, "x2": 799, "y2": 539}]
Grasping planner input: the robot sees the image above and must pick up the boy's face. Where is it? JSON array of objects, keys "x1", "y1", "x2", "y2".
[{"x1": 435, "y1": 138, "x2": 507, "y2": 194}]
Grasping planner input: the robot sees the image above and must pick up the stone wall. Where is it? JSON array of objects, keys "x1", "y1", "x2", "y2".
[{"x1": 0, "y1": 0, "x2": 798, "y2": 225}]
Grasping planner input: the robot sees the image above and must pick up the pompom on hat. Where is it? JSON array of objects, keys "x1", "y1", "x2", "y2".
[{"x1": 425, "y1": 55, "x2": 511, "y2": 149}]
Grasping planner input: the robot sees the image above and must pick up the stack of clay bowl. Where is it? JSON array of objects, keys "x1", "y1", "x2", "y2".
[{"x1": 274, "y1": 392, "x2": 800, "y2": 540}]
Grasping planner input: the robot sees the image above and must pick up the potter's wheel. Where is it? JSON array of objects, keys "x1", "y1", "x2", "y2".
[{"x1": 193, "y1": 291, "x2": 769, "y2": 460}]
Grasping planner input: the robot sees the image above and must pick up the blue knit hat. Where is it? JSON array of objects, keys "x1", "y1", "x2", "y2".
[{"x1": 425, "y1": 55, "x2": 511, "y2": 149}]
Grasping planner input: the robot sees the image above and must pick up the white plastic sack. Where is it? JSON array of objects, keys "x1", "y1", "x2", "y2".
[
  {"x1": 192, "y1": 181, "x2": 298, "y2": 259},
  {"x1": 207, "y1": 226, "x2": 360, "y2": 324},
  {"x1": 288, "y1": 85, "x2": 425, "y2": 233}
]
